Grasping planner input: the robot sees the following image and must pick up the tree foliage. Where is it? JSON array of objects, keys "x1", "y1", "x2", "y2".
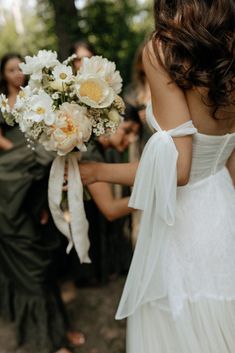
[
  {"x1": 0, "y1": 2, "x2": 57, "y2": 58},
  {"x1": 0, "y1": 0, "x2": 153, "y2": 85},
  {"x1": 47, "y1": 0, "x2": 82, "y2": 59},
  {"x1": 77, "y1": 0, "x2": 153, "y2": 84}
]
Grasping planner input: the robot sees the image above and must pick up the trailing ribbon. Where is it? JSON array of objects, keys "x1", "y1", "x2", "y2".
[{"x1": 48, "y1": 152, "x2": 90, "y2": 264}]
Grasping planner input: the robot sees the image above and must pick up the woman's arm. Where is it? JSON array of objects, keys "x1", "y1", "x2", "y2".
[
  {"x1": 87, "y1": 182, "x2": 132, "y2": 221},
  {"x1": 79, "y1": 161, "x2": 138, "y2": 186},
  {"x1": 143, "y1": 42, "x2": 193, "y2": 185},
  {"x1": 227, "y1": 150, "x2": 235, "y2": 186}
]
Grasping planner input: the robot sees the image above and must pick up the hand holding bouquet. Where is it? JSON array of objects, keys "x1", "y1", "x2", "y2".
[{"x1": 0, "y1": 50, "x2": 125, "y2": 263}]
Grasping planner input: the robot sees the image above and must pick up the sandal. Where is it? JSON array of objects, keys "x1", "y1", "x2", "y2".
[{"x1": 67, "y1": 330, "x2": 86, "y2": 347}]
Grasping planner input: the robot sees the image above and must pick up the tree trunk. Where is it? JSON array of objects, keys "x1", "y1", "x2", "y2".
[{"x1": 49, "y1": 0, "x2": 81, "y2": 60}]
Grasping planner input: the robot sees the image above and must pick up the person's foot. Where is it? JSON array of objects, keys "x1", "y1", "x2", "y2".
[
  {"x1": 60, "y1": 281, "x2": 77, "y2": 303},
  {"x1": 67, "y1": 330, "x2": 86, "y2": 346},
  {"x1": 55, "y1": 348, "x2": 72, "y2": 353}
]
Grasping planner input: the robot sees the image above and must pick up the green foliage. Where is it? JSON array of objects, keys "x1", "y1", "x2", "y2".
[
  {"x1": 77, "y1": 0, "x2": 153, "y2": 84},
  {"x1": 0, "y1": 0, "x2": 154, "y2": 86},
  {"x1": 0, "y1": 2, "x2": 57, "y2": 58}
]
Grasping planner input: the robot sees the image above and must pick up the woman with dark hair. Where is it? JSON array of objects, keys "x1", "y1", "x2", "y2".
[
  {"x1": 70, "y1": 40, "x2": 96, "y2": 72},
  {"x1": 0, "y1": 53, "x2": 71, "y2": 353},
  {"x1": 78, "y1": 0, "x2": 235, "y2": 351}
]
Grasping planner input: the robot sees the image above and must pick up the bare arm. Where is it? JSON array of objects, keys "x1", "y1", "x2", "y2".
[
  {"x1": 87, "y1": 182, "x2": 132, "y2": 221},
  {"x1": 143, "y1": 42, "x2": 193, "y2": 185},
  {"x1": 227, "y1": 150, "x2": 235, "y2": 186},
  {"x1": 79, "y1": 161, "x2": 138, "y2": 186}
]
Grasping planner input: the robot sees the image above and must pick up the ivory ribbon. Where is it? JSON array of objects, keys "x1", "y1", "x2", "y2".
[{"x1": 48, "y1": 152, "x2": 90, "y2": 263}]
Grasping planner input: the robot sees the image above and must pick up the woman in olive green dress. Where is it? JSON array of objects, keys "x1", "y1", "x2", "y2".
[{"x1": 0, "y1": 54, "x2": 71, "y2": 353}]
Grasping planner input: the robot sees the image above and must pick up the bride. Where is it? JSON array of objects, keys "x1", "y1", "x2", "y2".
[{"x1": 79, "y1": 0, "x2": 235, "y2": 351}]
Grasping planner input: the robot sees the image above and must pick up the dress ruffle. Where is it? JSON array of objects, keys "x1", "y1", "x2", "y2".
[{"x1": 0, "y1": 271, "x2": 67, "y2": 353}]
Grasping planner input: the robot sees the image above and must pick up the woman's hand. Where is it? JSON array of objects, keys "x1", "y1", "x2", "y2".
[
  {"x1": 0, "y1": 129, "x2": 13, "y2": 150},
  {"x1": 62, "y1": 161, "x2": 98, "y2": 190},
  {"x1": 80, "y1": 161, "x2": 138, "y2": 186},
  {"x1": 79, "y1": 161, "x2": 99, "y2": 186}
]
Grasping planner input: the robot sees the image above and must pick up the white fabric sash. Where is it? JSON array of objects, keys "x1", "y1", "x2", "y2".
[
  {"x1": 116, "y1": 104, "x2": 197, "y2": 319},
  {"x1": 48, "y1": 152, "x2": 90, "y2": 264}
]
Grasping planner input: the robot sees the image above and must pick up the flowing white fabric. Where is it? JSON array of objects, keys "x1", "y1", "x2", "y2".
[
  {"x1": 117, "y1": 103, "x2": 235, "y2": 353},
  {"x1": 48, "y1": 153, "x2": 90, "y2": 263},
  {"x1": 116, "y1": 104, "x2": 197, "y2": 319}
]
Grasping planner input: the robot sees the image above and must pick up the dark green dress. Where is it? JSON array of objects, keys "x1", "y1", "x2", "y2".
[{"x1": 0, "y1": 121, "x2": 68, "y2": 353}]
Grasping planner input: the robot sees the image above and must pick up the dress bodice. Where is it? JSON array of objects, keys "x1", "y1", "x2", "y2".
[
  {"x1": 190, "y1": 133, "x2": 235, "y2": 184},
  {"x1": 146, "y1": 103, "x2": 235, "y2": 184}
]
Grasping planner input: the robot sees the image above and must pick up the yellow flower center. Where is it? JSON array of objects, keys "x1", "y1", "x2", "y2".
[
  {"x1": 59, "y1": 73, "x2": 67, "y2": 80},
  {"x1": 36, "y1": 107, "x2": 46, "y2": 115},
  {"x1": 2, "y1": 100, "x2": 7, "y2": 107},
  {"x1": 79, "y1": 81, "x2": 103, "y2": 103},
  {"x1": 61, "y1": 115, "x2": 75, "y2": 134},
  {"x1": 19, "y1": 90, "x2": 25, "y2": 98}
]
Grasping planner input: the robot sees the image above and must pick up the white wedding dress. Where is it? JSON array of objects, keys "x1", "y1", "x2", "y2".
[{"x1": 116, "y1": 103, "x2": 235, "y2": 353}]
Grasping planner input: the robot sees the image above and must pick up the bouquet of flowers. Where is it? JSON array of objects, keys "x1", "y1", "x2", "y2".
[{"x1": 0, "y1": 50, "x2": 125, "y2": 263}]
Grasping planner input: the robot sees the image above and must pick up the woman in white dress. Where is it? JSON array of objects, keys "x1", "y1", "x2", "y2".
[{"x1": 79, "y1": 0, "x2": 235, "y2": 351}]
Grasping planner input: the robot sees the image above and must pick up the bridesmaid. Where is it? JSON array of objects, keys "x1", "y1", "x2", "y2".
[
  {"x1": 0, "y1": 53, "x2": 70, "y2": 353},
  {"x1": 124, "y1": 42, "x2": 153, "y2": 246}
]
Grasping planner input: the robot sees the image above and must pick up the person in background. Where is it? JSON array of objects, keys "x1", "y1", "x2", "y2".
[
  {"x1": 0, "y1": 53, "x2": 73, "y2": 353},
  {"x1": 124, "y1": 41, "x2": 153, "y2": 152},
  {"x1": 124, "y1": 42, "x2": 153, "y2": 245},
  {"x1": 70, "y1": 40, "x2": 96, "y2": 72}
]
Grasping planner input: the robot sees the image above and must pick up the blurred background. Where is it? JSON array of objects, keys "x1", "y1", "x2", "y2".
[
  {"x1": 0, "y1": 1, "x2": 153, "y2": 353},
  {"x1": 0, "y1": 0, "x2": 153, "y2": 85}
]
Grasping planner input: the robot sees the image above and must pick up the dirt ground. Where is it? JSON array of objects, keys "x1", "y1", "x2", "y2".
[
  {"x1": 67, "y1": 277, "x2": 126, "y2": 353},
  {"x1": 0, "y1": 277, "x2": 126, "y2": 353}
]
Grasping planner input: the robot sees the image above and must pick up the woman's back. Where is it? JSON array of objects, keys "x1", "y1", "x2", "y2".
[{"x1": 186, "y1": 89, "x2": 235, "y2": 135}]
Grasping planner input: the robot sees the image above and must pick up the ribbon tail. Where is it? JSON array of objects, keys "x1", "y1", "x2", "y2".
[
  {"x1": 68, "y1": 155, "x2": 91, "y2": 264},
  {"x1": 48, "y1": 156, "x2": 72, "y2": 245},
  {"x1": 48, "y1": 155, "x2": 90, "y2": 264}
]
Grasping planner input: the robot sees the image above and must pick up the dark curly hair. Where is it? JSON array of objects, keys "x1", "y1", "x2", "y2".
[{"x1": 153, "y1": 0, "x2": 235, "y2": 117}]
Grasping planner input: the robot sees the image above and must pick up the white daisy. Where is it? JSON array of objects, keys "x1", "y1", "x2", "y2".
[{"x1": 52, "y1": 64, "x2": 73, "y2": 84}]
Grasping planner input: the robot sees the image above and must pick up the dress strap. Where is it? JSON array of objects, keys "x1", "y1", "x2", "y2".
[
  {"x1": 146, "y1": 102, "x2": 197, "y2": 137},
  {"x1": 129, "y1": 103, "x2": 197, "y2": 225}
]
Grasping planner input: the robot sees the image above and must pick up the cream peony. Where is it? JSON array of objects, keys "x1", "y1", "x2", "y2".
[
  {"x1": 79, "y1": 56, "x2": 122, "y2": 94},
  {"x1": 45, "y1": 102, "x2": 92, "y2": 155},
  {"x1": 75, "y1": 75, "x2": 115, "y2": 108}
]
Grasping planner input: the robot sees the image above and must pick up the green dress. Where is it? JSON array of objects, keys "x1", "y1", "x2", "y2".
[{"x1": 0, "y1": 122, "x2": 68, "y2": 353}]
